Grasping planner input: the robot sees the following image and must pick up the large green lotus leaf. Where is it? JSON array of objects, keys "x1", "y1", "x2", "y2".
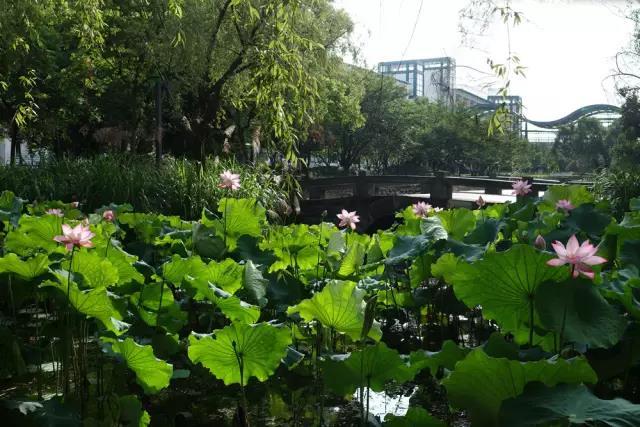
[
  {"x1": 106, "y1": 246, "x2": 144, "y2": 286},
  {"x1": 420, "y1": 216, "x2": 449, "y2": 241},
  {"x1": 327, "y1": 231, "x2": 346, "y2": 255},
  {"x1": 464, "y1": 218, "x2": 502, "y2": 245},
  {"x1": 602, "y1": 268, "x2": 640, "y2": 320},
  {"x1": 0, "y1": 253, "x2": 49, "y2": 279},
  {"x1": 41, "y1": 278, "x2": 127, "y2": 335},
  {"x1": 243, "y1": 260, "x2": 268, "y2": 307},
  {"x1": 287, "y1": 280, "x2": 382, "y2": 341},
  {"x1": 450, "y1": 244, "x2": 566, "y2": 343},
  {"x1": 442, "y1": 349, "x2": 597, "y2": 427},
  {"x1": 191, "y1": 222, "x2": 226, "y2": 259},
  {"x1": 338, "y1": 242, "x2": 366, "y2": 277},
  {"x1": 430, "y1": 253, "x2": 460, "y2": 284},
  {"x1": 385, "y1": 235, "x2": 431, "y2": 265},
  {"x1": 162, "y1": 254, "x2": 208, "y2": 286},
  {"x1": 631, "y1": 198, "x2": 640, "y2": 211},
  {"x1": 321, "y1": 342, "x2": 414, "y2": 396},
  {"x1": 130, "y1": 282, "x2": 186, "y2": 333},
  {"x1": 118, "y1": 395, "x2": 150, "y2": 427},
  {"x1": 261, "y1": 224, "x2": 322, "y2": 272},
  {"x1": 408, "y1": 340, "x2": 470, "y2": 376},
  {"x1": 620, "y1": 240, "x2": 640, "y2": 269},
  {"x1": 536, "y1": 278, "x2": 626, "y2": 349},
  {"x1": 409, "y1": 253, "x2": 433, "y2": 287},
  {"x1": 164, "y1": 255, "x2": 243, "y2": 297},
  {"x1": 384, "y1": 407, "x2": 445, "y2": 427},
  {"x1": 482, "y1": 332, "x2": 520, "y2": 360},
  {"x1": 565, "y1": 204, "x2": 613, "y2": 235},
  {"x1": 499, "y1": 382, "x2": 640, "y2": 427},
  {"x1": 216, "y1": 198, "x2": 266, "y2": 251},
  {"x1": 201, "y1": 284, "x2": 260, "y2": 324},
  {"x1": 188, "y1": 322, "x2": 291, "y2": 386},
  {"x1": 0, "y1": 190, "x2": 23, "y2": 227},
  {"x1": 540, "y1": 184, "x2": 594, "y2": 212},
  {"x1": 117, "y1": 212, "x2": 165, "y2": 243},
  {"x1": 395, "y1": 205, "x2": 422, "y2": 236},
  {"x1": 436, "y1": 208, "x2": 476, "y2": 240},
  {"x1": 4, "y1": 214, "x2": 63, "y2": 255},
  {"x1": 62, "y1": 250, "x2": 119, "y2": 288},
  {"x1": 103, "y1": 337, "x2": 173, "y2": 394}
]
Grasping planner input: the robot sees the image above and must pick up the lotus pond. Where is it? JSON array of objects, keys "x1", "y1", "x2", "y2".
[{"x1": 1, "y1": 185, "x2": 640, "y2": 426}]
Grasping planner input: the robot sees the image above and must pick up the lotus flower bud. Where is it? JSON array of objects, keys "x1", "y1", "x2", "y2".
[{"x1": 534, "y1": 234, "x2": 546, "y2": 250}]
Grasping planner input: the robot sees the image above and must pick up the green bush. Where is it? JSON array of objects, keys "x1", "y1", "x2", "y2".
[
  {"x1": 0, "y1": 155, "x2": 288, "y2": 219},
  {"x1": 593, "y1": 169, "x2": 640, "y2": 218}
]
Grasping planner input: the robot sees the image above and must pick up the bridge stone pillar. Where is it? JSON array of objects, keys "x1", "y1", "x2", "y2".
[
  {"x1": 308, "y1": 186, "x2": 325, "y2": 200},
  {"x1": 355, "y1": 170, "x2": 370, "y2": 199},
  {"x1": 430, "y1": 171, "x2": 452, "y2": 208}
]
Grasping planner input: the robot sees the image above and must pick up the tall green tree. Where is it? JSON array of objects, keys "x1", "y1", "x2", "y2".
[{"x1": 552, "y1": 118, "x2": 611, "y2": 173}]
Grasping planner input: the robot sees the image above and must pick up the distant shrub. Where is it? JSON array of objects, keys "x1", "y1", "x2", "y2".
[
  {"x1": 0, "y1": 155, "x2": 288, "y2": 219},
  {"x1": 593, "y1": 169, "x2": 640, "y2": 219}
]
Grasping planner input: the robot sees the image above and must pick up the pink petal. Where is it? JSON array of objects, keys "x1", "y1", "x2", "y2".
[
  {"x1": 61, "y1": 224, "x2": 72, "y2": 235},
  {"x1": 576, "y1": 241, "x2": 596, "y2": 258},
  {"x1": 65, "y1": 243, "x2": 74, "y2": 251},
  {"x1": 566, "y1": 235, "x2": 580, "y2": 255},
  {"x1": 582, "y1": 255, "x2": 607, "y2": 266},
  {"x1": 547, "y1": 258, "x2": 567, "y2": 267},
  {"x1": 551, "y1": 241, "x2": 567, "y2": 257},
  {"x1": 577, "y1": 266, "x2": 595, "y2": 280}
]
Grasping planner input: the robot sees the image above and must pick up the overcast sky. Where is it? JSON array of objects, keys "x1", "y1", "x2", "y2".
[{"x1": 333, "y1": 0, "x2": 636, "y2": 120}]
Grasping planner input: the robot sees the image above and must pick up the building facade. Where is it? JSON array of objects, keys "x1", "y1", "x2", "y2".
[{"x1": 378, "y1": 57, "x2": 456, "y2": 106}]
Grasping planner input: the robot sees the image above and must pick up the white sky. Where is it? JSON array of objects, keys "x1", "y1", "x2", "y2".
[{"x1": 333, "y1": 0, "x2": 636, "y2": 120}]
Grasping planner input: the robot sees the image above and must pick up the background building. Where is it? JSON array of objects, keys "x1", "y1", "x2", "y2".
[{"x1": 378, "y1": 57, "x2": 456, "y2": 106}]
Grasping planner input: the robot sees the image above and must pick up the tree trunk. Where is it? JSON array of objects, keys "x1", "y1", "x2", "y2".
[
  {"x1": 9, "y1": 120, "x2": 18, "y2": 166},
  {"x1": 155, "y1": 80, "x2": 163, "y2": 163}
]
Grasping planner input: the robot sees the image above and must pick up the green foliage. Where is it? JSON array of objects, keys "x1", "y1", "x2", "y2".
[
  {"x1": 552, "y1": 118, "x2": 611, "y2": 173},
  {"x1": 103, "y1": 337, "x2": 173, "y2": 395},
  {"x1": 384, "y1": 407, "x2": 445, "y2": 427},
  {"x1": 287, "y1": 280, "x2": 382, "y2": 341},
  {"x1": 442, "y1": 349, "x2": 597, "y2": 426},
  {"x1": 537, "y1": 279, "x2": 627, "y2": 348},
  {"x1": 0, "y1": 156, "x2": 287, "y2": 219},
  {"x1": 188, "y1": 322, "x2": 291, "y2": 386},
  {"x1": 450, "y1": 244, "x2": 566, "y2": 345},
  {"x1": 2, "y1": 188, "x2": 640, "y2": 425},
  {"x1": 42, "y1": 278, "x2": 128, "y2": 335},
  {"x1": 321, "y1": 342, "x2": 414, "y2": 396},
  {"x1": 499, "y1": 382, "x2": 640, "y2": 426}
]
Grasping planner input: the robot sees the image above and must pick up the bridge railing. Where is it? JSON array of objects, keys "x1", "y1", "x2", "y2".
[{"x1": 302, "y1": 174, "x2": 592, "y2": 206}]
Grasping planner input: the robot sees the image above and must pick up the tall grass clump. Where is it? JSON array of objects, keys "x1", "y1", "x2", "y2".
[{"x1": 0, "y1": 155, "x2": 288, "y2": 219}]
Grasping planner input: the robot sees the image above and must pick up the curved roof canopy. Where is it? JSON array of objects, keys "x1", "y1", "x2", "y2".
[{"x1": 473, "y1": 103, "x2": 621, "y2": 129}]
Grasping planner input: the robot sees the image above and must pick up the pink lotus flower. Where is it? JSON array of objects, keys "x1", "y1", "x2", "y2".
[
  {"x1": 46, "y1": 208, "x2": 64, "y2": 217},
  {"x1": 512, "y1": 179, "x2": 532, "y2": 196},
  {"x1": 412, "y1": 202, "x2": 432, "y2": 218},
  {"x1": 546, "y1": 235, "x2": 607, "y2": 279},
  {"x1": 556, "y1": 199, "x2": 574, "y2": 211},
  {"x1": 476, "y1": 196, "x2": 486, "y2": 208},
  {"x1": 218, "y1": 170, "x2": 241, "y2": 191},
  {"x1": 53, "y1": 223, "x2": 95, "y2": 251},
  {"x1": 534, "y1": 234, "x2": 546, "y2": 250},
  {"x1": 337, "y1": 209, "x2": 360, "y2": 230},
  {"x1": 103, "y1": 210, "x2": 115, "y2": 222}
]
